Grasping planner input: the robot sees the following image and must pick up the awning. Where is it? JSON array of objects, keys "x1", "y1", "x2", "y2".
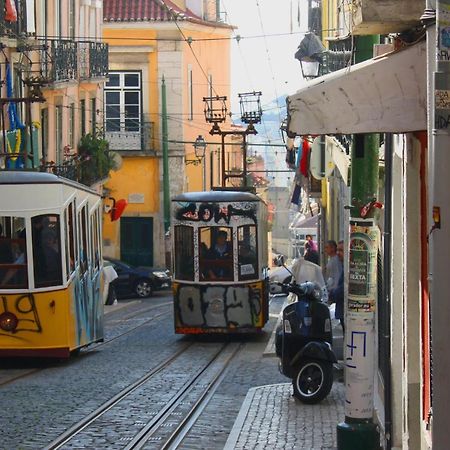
[{"x1": 286, "y1": 40, "x2": 427, "y2": 135}]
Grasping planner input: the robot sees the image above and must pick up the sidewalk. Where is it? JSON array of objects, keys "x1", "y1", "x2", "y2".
[{"x1": 224, "y1": 381, "x2": 345, "y2": 450}]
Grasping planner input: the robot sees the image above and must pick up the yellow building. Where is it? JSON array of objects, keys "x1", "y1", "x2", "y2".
[
  {"x1": 0, "y1": 0, "x2": 107, "y2": 190},
  {"x1": 102, "y1": 0, "x2": 233, "y2": 267}
]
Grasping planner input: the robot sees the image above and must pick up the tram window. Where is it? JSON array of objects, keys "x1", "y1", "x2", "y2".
[
  {"x1": 174, "y1": 226, "x2": 194, "y2": 281},
  {"x1": 78, "y1": 206, "x2": 88, "y2": 274},
  {"x1": 199, "y1": 227, "x2": 233, "y2": 281},
  {"x1": 0, "y1": 216, "x2": 28, "y2": 289},
  {"x1": 91, "y1": 210, "x2": 100, "y2": 271},
  {"x1": 238, "y1": 225, "x2": 258, "y2": 281},
  {"x1": 64, "y1": 201, "x2": 76, "y2": 278},
  {"x1": 32, "y1": 215, "x2": 63, "y2": 288}
]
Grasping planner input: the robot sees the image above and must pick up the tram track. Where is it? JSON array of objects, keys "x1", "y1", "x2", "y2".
[
  {"x1": 44, "y1": 342, "x2": 243, "y2": 450},
  {"x1": 0, "y1": 300, "x2": 172, "y2": 388}
]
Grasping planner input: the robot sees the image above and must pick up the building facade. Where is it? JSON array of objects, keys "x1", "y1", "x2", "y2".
[{"x1": 102, "y1": 0, "x2": 233, "y2": 267}]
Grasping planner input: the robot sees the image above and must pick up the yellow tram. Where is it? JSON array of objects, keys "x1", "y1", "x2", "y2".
[
  {"x1": 171, "y1": 190, "x2": 269, "y2": 334},
  {"x1": 0, "y1": 171, "x2": 104, "y2": 357}
]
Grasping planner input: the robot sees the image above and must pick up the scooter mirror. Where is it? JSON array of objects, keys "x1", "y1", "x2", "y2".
[{"x1": 274, "y1": 254, "x2": 285, "y2": 267}]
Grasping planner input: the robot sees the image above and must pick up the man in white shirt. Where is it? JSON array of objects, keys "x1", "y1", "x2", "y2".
[{"x1": 325, "y1": 240, "x2": 342, "y2": 291}]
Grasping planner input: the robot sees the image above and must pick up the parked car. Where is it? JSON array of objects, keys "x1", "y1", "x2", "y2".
[{"x1": 104, "y1": 257, "x2": 171, "y2": 298}]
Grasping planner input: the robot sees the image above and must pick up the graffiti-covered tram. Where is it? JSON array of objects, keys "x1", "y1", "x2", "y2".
[
  {"x1": 0, "y1": 171, "x2": 104, "y2": 357},
  {"x1": 171, "y1": 190, "x2": 269, "y2": 334}
]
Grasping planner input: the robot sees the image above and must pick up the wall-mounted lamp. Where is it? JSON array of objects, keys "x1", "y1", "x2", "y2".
[{"x1": 186, "y1": 135, "x2": 207, "y2": 165}]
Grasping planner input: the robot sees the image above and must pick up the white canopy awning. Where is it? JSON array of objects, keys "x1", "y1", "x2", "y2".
[{"x1": 286, "y1": 41, "x2": 427, "y2": 135}]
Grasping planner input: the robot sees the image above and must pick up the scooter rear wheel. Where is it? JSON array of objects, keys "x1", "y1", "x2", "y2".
[{"x1": 292, "y1": 359, "x2": 333, "y2": 404}]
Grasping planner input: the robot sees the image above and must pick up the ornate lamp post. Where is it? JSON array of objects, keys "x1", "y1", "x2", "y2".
[{"x1": 294, "y1": 32, "x2": 327, "y2": 79}]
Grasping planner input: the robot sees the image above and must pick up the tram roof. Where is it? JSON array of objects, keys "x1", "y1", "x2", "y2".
[
  {"x1": 172, "y1": 190, "x2": 261, "y2": 203},
  {"x1": 0, "y1": 171, "x2": 99, "y2": 195}
]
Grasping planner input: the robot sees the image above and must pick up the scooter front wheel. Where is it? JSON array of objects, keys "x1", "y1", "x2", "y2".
[{"x1": 292, "y1": 359, "x2": 333, "y2": 404}]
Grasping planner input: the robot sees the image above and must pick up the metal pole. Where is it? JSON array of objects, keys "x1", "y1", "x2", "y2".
[
  {"x1": 161, "y1": 76, "x2": 170, "y2": 233},
  {"x1": 242, "y1": 133, "x2": 247, "y2": 187},
  {"x1": 221, "y1": 133, "x2": 226, "y2": 187},
  {"x1": 431, "y1": 2, "x2": 450, "y2": 447},
  {"x1": 337, "y1": 35, "x2": 381, "y2": 450}
]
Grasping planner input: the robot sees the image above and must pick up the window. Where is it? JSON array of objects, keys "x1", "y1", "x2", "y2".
[
  {"x1": 0, "y1": 216, "x2": 28, "y2": 289},
  {"x1": 69, "y1": 103, "x2": 75, "y2": 149},
  {"x1": 64, "y1": 202, "x2": 76, "y2": 278},
  {"x1": 174, "y1": 226, "x2": 194, "y2": 281},
  {"x1": 80, "y1": 99, "x2": 86, "y2": 136},
  {"x1": 32, "y1": 215, "x2": 63, "y2": 288},
  {"x1": 105, "y1": 72, "x2": 141, "y2": 133},
  {"x1": 91, "y1": 209, "x2": 100, "y2": 272},
  {"x1": 40, "y1": 108, "x2": 48, "y2": 162},
  {"x1": 199, "y1": 227, "x2": 233, "y2": 281},
  {"x1": 78, "y1": 206, "x2": 88, "y2": 275},
  {"x1": 55, "y1": 0, "x2": 61, "y2": 37},
  {"x1": 91, "y1": 97, "x2": 97, "y2": 133},
  {"x1": 55, "y1": 104, "x2": 63, "y2": 164},
  {"x1": 237, "y1": 225, "x2": 258, "y2": 281},
  {"x1": 69, "y1": 0, "x2": 75, "y2": 38}
]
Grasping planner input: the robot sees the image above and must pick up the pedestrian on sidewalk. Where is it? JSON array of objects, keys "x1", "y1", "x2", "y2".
[
  {"x1": 328, "y1": 240, "x2": 345, "y2": 334},
  {"x1": 324, "y1": 239, "x2": 342, "y2": 291}
]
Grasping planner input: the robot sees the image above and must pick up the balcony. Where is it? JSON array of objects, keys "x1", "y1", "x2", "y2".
[
  {"x1": 351, "y1": 0, "x2": 425, "y2": 35},
  {"x1": 41, "y1": 40, "x2": 78, "y2": 83},
  {"x1": 79, "y1": 41, "x2": 109, "y2": 80},
  {"x1": 105, "y1": 122, "x2": 155, "y2": 154}
]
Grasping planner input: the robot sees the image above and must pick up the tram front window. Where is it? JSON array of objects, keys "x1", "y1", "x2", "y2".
[
  {"x1": 0, "y1": 216, "x2": 28, "y2": 289},
  {"x1": 32, "y1": 215, "x2": 63, "y2": 288},
  {"x1": 238, "y1": 225, "x2": 258, "y2": 281},
  {"x1": 199, "y1": 227, "x2": 233, "y2": 281},
  {"x1": 174, "y1": 225, "x2": 194, "y2": 281}
]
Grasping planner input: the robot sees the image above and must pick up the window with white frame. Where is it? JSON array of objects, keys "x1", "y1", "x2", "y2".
[{"x1": 104, "y1": 72, "x2": 141, "y2": 133}]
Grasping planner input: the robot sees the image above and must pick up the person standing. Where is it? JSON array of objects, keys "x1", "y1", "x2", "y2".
[
  {"x1": 329, "y1": 240, "x2": 345, "y2": 333},
  {"x1": 324, "y1": 240, "x2": 342, "y2": 291}
]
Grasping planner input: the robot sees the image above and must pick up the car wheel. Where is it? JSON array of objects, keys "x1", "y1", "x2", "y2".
[
  {"x1": 134, "y1": 279, "x2": 153, "y2": 298},
  {"x1": 292, "y1": 359, "x2": 333, "y2": 404}
]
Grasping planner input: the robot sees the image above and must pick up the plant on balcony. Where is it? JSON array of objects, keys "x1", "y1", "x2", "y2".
[{"x1": 78, "y1": 131, "x2": 117, "y2": 186}]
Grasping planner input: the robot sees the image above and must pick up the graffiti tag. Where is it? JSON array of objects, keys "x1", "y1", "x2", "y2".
[{"x1": 175, "y1": 202, "x2": 257, "y2": 224}]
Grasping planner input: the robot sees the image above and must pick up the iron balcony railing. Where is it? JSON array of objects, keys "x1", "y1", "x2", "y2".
[
  {"x1": 105, "y1": 122, "x2": 155, "y2": 153},
  {"x1": 41, "y1": 39, "x2": 78, "y2": 83},
  {"x1": 79, "y1": 41, "x2": 109, "y2": 79},
  {"x1": 39, "y1": 39, "x2": 108, "y2": 83}
]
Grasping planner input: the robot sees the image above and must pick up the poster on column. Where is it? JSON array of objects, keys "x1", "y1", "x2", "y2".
[{"x1": 345, "y1": 222, "x2": 379, "y2": 419}]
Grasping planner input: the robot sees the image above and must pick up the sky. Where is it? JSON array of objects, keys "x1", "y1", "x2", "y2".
[{"x1": 222, "y1": 0, "x2": 307, "y2": 117}]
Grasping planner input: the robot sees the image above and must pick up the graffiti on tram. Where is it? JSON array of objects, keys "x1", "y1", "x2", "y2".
[
  {"x1": 175, "y1": 202, "x2": 257, "y2": 224},
  {"x1": 174, "y1": 282, "x2": 264, "y2": 328},
  {"x1": 0, "y1": 294, "x2": 42, "y2": 336}
]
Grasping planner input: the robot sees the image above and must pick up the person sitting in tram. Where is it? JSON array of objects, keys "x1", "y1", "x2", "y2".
[{"x1": 207, "y1": 230, "x2": 233, "y2": 280}]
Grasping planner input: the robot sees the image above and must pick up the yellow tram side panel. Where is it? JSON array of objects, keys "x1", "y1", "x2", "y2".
[
  {"x1": 0, "y1": 289, "x2": 72, "y2": 357},
  {"x1": 173, "y1": 280, "x2": 268, "y2": 334},
  {"x1": 0, "y1": 280, "x2": 103, "y2": 357}
]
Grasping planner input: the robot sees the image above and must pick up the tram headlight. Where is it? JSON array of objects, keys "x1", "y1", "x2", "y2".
[
  {"x1": 0, "y1": 312, "x2": 19, "y2": 332},
  {"x1": 210, "y1": 298, "x2": 224, "y2": 314}
]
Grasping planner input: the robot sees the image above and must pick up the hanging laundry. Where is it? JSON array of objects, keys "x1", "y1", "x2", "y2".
[
  {"x1": 299, "y1": 138, "x2": 311, "y2": 177},
  {"x1": 5, "y1": 0, "x2": 18, "y2": 22}
]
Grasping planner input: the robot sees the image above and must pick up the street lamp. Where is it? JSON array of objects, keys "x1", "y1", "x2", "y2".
[
  {"x1": 186, "y1": 135, "x2": 207, "y2": 165},
  {"x1": 294, "y1": 32, "x2": 327, "y2": 79}
]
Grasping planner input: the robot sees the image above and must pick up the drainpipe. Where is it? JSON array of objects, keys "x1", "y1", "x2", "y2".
[
  {"x1": 337, "y1": 35, "x2": 381, "y2": 450},
  {"x1": 161, "y1": 76, "x2": 170, "y2": 233},
  {"x1": 430, "y1": 1, "x2": 450, "y2": 448}
]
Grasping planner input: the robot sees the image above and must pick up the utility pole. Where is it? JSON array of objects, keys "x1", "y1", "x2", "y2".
[
  {"x1": 161, "y1": 76, "x2": 170, "y2": 233},
  {"x1": 430, "y1": 1, "x2": 450, "y2": 447},
  {"x1": 337, "y1": 35, "x2": 381, "y2": 450}
]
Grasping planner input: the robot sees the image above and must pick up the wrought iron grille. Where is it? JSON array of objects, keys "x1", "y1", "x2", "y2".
[
  {"x1": 105, "y1": 122, "x2": 155, "y2": 152},
  {"x1": 88, "y1": 42, "x2": 108, "y2": 78},
  {"x1": 41, "y1": 40, "x2": 78, "y2": 83}
]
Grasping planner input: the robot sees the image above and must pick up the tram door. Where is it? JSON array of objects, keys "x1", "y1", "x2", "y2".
[{"x1": 120, "y1": 217, "x2": 153, "y2": 266}]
